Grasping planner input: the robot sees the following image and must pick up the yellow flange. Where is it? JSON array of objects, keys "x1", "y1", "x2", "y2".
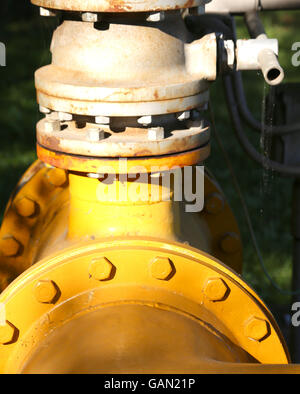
[{"x1": 0, "y1": 238, "x2": 291, "y2": 373}]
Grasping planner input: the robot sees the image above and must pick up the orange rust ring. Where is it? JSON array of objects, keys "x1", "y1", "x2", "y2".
[{"x1": 37, "y1": 143, "x2": 210, "y2": 174}]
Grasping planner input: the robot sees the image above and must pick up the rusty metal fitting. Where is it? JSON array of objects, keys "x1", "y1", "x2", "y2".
[
  {"x1": 37, "y1": 143, "x2": 210, "y2": 174},
  {"x1": 31, "y1": 0, "x2": 211, "y2": 13},
  {"x1": 34, "y1": 280, "x2": 60, "y2": 304},
  {"x1": 37, "y1": 117, "x2": 210, "y2": 158},
  {"x1": 35, "y1": 18, "x2": 214, "y2": 118}
]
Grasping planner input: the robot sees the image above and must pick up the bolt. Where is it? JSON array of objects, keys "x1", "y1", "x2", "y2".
[
  {"x1": 40, "y1": 7, "x2": 56, "y2": 17},
  {"x1": 148, "y1": 127, "x2": 165, "y2": 141},
  {"x1": 244, "y1": 317, "x2": 270, "y2": 342},
  {"x1": 147, "y1": 12, "x2": 165, "y2": 22},
  {"x1": 15, "y1": 197, "x2": 38, "y2": 218},
  {"x1": 138, "y1": 115, "x2": 152, "y2": 126},
  {"x1": 151, "y1": 257, "x2": 175, "y2": 281},
  {"x1": 205, "y1": 193, "x2": 225, "y2": 215},
  {"x1": 47, "y1": 168, "x2": 67, "y2": 187},
  {"x1": 86, "y1": 128, "x2": 105, "y2": 142},
  {"x1": 82, "y1": 12, "x2": 98, "y2": 22},
  {"x1": 0, "y1": 321, "x2": 18, "y2": 345},
  {"x1": 203, "y1": 278, "x2": 229, "y2": 302},
  {"x1": 39, "y1": 105, "x2": 51, "y2": 114},
  {"x1": 220, "y1": 233, "x2": 241, "y2": 254},
  {"x1": 177, "y1": 111, "x2": 190, "y2": 121},
  {"x1": 0, "y1": 236, "x2": 21, "y2": 257},
  {"x1": 95, "y1": 116, "x2": 110, "y2": 125},
  {"x1": 58, "y1": 112, "x2": 73, "y2": 121},
  {"x1": 89, "y1": 257, "x2": 115, "y2": 281},
  {"x1": 44, "y1": 118, "x2": 61, "y2": 133},
  {"x1": 34, "y1": 280, "x2": 60, "y2": 304}
]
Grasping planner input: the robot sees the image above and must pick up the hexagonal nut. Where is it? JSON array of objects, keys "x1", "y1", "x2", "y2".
[
  {"x1": 220, "y1": 233, "x2": 241, "y2": 254},
  {"x1": 244, "y1": 317, "x2": 270, "y2": 342},
  {"x1": 203, "y1": 278, "x2": 229, "y2": 302},
  {"x1": 34, "y1": 280, "x2": 60, "y2": 304},
  {"x1": 150, "y1": 257, "x2": 175, "y2": 281},
  {"x1": 205, "y1": 193, "x2": 225, "y2": 215},
  {"x1": 47, "y1": 168, "x2": 67, "y2": 187},
  {"x1": 89, "y1": 257, "x2": 115, "y2": 281},
  {"x1": 0, "y1": 321, "x2": 18, "y2": 345},
  {"x1": 15, "y1": 197, "x2": 38, "y2": 218},
  {"x1": 0, "y1": 236, "x2": 22, "y2": 257}
]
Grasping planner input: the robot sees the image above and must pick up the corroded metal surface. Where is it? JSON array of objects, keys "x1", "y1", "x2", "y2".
[
  {"x1": 35, "y1": 20, "x2": 215, "y2": 116},
  {"x1": 32, "y1": 0, "x2": 211, "y2": 12},
  {"x1": 36, "y1": 143, "x2": 210, "y2": 173},
  {"x1": 37, "y1": 117, "x2": 210, "y2": 157}
]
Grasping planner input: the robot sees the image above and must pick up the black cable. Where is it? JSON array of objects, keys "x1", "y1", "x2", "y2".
[
  {"x1": 233, "y1": 71, "x2": 300, "y2": 136},
  {"x1": 223, "y1": 74, "x2": 300, "y2": 177}
]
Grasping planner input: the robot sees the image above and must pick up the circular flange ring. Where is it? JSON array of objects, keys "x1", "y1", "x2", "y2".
[
  {"x1": 0, "y1": 237, "x2": 289, "y2": 373},
  {"x1": 37, "y1": 118, "x2": 210, "y2": 158},
  {"x1": 36, "y1": 143, "x2": 211, "y2": 174},
  {"x1": 31, "y1": 0, "x2": 210, "y2": 12}
]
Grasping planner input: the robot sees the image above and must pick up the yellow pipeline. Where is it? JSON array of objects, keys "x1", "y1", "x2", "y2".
[
  {"x1": 68, "y1": 173, "x2": 181, "y2": 241},
  {"x1": 0, "y1": 161, "x2": 294, "y2": 373}
]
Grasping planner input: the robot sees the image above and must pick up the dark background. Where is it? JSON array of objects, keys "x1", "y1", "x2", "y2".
[{"x1": 0, "y1": 1, "x2": 300, "y2": 346}]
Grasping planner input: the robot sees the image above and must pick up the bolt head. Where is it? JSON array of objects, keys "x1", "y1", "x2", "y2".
[
  {"x1": 44, "y1": 119, "x2": 61, "y2": 133},
  {"x1": 177, "y1": 111, "x2": 190, "y2": 121},
  {"x1": 204, "y1": 278, "x2": 229, "y2": 302},
  {"x1": 244, "y1": 317, "x2": 270, "y2": 342},
  {"x1": 40, "y1": 7, "x2": 56, "y2": 17},
  {"x1": 39, "y1": 105, "x2": 51, "y2": 114},
  {"x1": 15, "y1": 197, "x2": 37, "y2": 218},
  {"x1": 35, "y1": 280, "x2": 60, "y2": 304},
  {"x1": 220, "y1": 233, "x2": 241, "y2": 254},
  {"x1": 47, "y1": 168, "x2": 67, "y2": 187},
  {"x1": 58, "y1": 112, "x2": 73, "y2": 121},
  {"x1": 148, "y1": 127, "x2": 165, "y2": 141},
  {"x1": 82, "y1": 12, "x2": 98, "y2": 22},
  {"x1": 0, "y1": 321, "x2": 18, "y2": 345},
  {"x1": 205, "y1": 193, "x2": 224, "y2": 215},
  {"x1": 89, "y1": 257, "x2": 114, "y2": 281},
  {"x1": 0, "y1": 236, "x2": 21, "y2": 257},
  {"x1": 86, "y1": 128, "x2": 105, "y2": 142},
  {"x1": 151, "y1": 257, "x2": 175, "y2": 281},
  {"x1": 146, "y1": 12, "x2": 165, "y2": 22},
  {"x1": 95, "y1": 116, "x2": 110, "y2": 125},
  {"x1": 138, "y1": 115, "x2": 152, "y2": 126}
]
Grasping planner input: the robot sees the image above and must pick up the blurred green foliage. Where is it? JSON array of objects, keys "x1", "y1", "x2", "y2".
[{"x1": 0, "y1": 4, "x2": 300, "y2": 313}]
